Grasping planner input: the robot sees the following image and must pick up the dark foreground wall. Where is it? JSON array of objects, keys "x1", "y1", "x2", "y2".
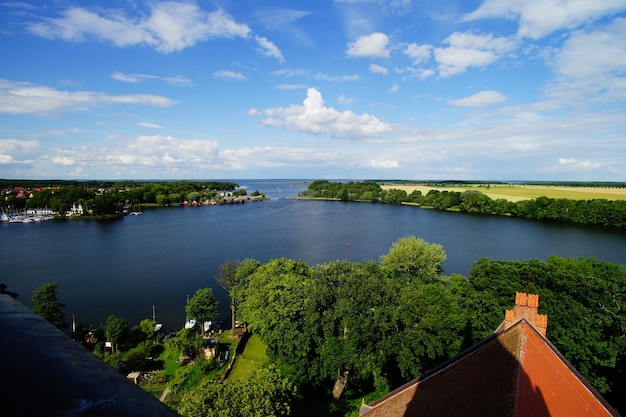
[{"x1": 0, "y1": 294, "x2": 179, "y2": 417}]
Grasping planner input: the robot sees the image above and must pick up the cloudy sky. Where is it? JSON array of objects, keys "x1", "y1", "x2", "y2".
[{"x1": 1, "y1": 0, "x2": 625, "y2": 180}]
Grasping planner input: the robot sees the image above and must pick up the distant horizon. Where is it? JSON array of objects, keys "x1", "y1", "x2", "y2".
[{"x1": 2, "y1": 177, "x2": 625, "y2": 185}]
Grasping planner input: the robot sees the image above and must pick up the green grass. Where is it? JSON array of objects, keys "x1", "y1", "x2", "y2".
[
  {"x1": 227, "y1": 334, "x2": 268, "y2": 380},
  {"x1": 381, "y1": 184, "x2": 626, "y2": 202}
]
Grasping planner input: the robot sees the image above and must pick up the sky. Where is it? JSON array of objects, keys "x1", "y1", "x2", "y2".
[{"x1": 1, "y1": 0, "x2": 625, "y2": 181}]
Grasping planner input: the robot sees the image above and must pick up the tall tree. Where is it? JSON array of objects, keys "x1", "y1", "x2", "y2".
[
  {"x1": 186, "y1": 288, "x2": 218, "y2": 335},
  {"x1": 105, "y1": 315, "x2": 129, "y2": 354},
  {"x1": 31, "y1": 283, "x2": 66, "y2": 329},
  {"x1": 216, "y1": 260, "x2": 240, "y2": 330}
]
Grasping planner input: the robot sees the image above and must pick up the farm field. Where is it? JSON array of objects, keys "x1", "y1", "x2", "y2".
[{"x1": 380, "y1": 184, "x2": 626, "y2": 202}]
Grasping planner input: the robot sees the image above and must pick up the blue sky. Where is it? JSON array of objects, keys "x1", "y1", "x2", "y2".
[{"x1": 1, "y1": 0, "x2": 625, "y2": 181}]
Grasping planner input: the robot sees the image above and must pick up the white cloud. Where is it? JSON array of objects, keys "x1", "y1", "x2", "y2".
[
  {"x1": 0, "y1": 79, "x2": 176, "y2": 114},
  {"x1": 464, "y1": 0, "x2": 626, "y2": 40},
  {"x1": 404, "y1": 43, "x2": 432, "y2": 65},
  {"x1": 254, "y1": 35, "x2": 284, "y2": 63},
  {"x1": 272, "y1": 68, "x2": 308, "y2": 77},
  {"x1": 275, "y1": 84, "x2": 307, "y2": 90},
  {"x1": 111, "y1": 72, "x2": 192, "y2": 86},
  {"x1": 337, "y1": 95, "x2": 355, "y2": 105},
  {"x1": 137, "y1": 122, "x2": 163, "y2": 129},
  {"x1": 558, "y1": 157, "x2": 602, "y2": 169},
  {"x1": 450, "y1": 90, "x2": 507, "y2": 107},
  {"x1": 314, "y1": 73, "x2": 360, "y2": 82},
  {"x1": 388, "y1": 84, "x2": 399, "y2": 93},
  {"x1": 346, "y1": 32, "x2": 390, "y2": 58},
  {"x1": 27, "y1": 4, "x2": 253, "y2": 53},
  {"x1": 369, "y1": 64, "x2": 389, "y2": 74},
  {"x1": 0, "y1": 139, "x2": 38, "y2": 164},
  {"x1": 552, "y1": 18, "x2": 626, "y2": 80},
  {"x1": 255, "y1": 8, "x2": 310, "y2": 28},
  {"x1": 249, "y1": 87, "x2": 393, "y2": 138},
  {"x1": 213, "y1": 70, "x2": 248, "y2": 80},
  {"x1": 434, "y1": 32, "x2": 515, "y2": 77},
  {"x1": 106, "y1": 135, "x2": 220, "y2": 168},
  {"x1": 367, "y1": 159, "x2": 399, "y2": 168}
]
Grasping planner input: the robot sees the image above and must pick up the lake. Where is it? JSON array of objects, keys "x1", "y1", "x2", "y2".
[{"x1": 2, "y1": 180, "x2": 625, "y2": 331}]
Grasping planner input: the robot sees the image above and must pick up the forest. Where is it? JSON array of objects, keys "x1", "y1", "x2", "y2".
[
  {"x1": 213, "y1": 237, "x2": 626, "y2": 416},
  {"x1": 299, "y1": 180, "x2": 626, "y2": 228}
]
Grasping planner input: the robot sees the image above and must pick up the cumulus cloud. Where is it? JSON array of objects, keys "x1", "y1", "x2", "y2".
[
  {"x1": 369, "y1": 64, "x2": 389, "y2": 74},
  {"x1": 101, "y1": 135, "x2": 220, "y2": 170},
  {"x1": 0, "y1": 79, "x2": 176, "y2": 114},
  {"x1": 404, "y1": 43, "x2": 432, "y2": 65},
  {"x1": 463, "y1": 0, "x2": 626, "y2": 39},
  {"x1": 434, "y1": 31, "x2": 515, "y2": 77},
  {"x1": 249, "y1": 87, "x2": 393, "y2": 138},
  {"x1": 450, "y1": 90, "x2": 507, "y2": 107},
  {"x1": 346, "y1": 32, "x2": 390, "y2": 58},
  {"x1": 26, "y1": 3, "x2": 282, "y2": 59}
]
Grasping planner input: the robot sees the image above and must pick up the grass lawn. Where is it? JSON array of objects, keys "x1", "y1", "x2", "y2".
[
  {"x1": 227, "y1": 334, "x2": 268, "y2": 380},
  {"x1": 381, "y1": 184, "x2": 626, "y2": 202}
]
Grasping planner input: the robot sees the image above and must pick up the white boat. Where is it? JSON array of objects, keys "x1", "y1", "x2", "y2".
[
  {"x1": 184, "y1": 319, "x2": 196, "y2": 329},
  {"x1": 0, "y1": 212, "x2": 8, "y2": 222}
]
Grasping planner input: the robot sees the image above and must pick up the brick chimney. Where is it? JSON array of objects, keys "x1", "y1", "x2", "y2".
[{"x1": 503, "y1": 292, "x2": 548, "y2": 337}]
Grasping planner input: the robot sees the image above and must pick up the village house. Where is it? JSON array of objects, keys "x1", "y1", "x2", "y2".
[{"x1": 359, "y1": 292, "x2": 620, "y2": 417}]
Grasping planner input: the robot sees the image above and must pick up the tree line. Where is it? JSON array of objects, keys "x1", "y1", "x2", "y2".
[
  {"x1": 299, "y1": 180, "x2": 626, "y2": 228},
  {"x1": 2, "y1": 180, "x2": 241, "y2": 216},
  {"x1": 222, "y1": 237, "x2": 626, "y2": 415}
]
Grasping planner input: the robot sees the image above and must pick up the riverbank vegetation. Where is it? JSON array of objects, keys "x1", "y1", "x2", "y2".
[
  {"x1": 299, "y1": 180, "x2": 626, "y2": 228},
  {"x1": 225, "y1": 237, "x2": 626, "y2": 415},
  {"x1": 1, "y1": 180, "x2": 266, "y2": 218},
  {"x1": 20, "y1": 234, "x2": 626, "y2": 416}
]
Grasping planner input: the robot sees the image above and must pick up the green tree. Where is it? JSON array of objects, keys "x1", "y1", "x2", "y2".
[
  {"x1": 186, "y1": 288, "x2": 218, "y2": 335},
  {"x1": 31, "y1": 283, "x2": 66, "y2": 329},
  {"x1": 139, "y1": 318, "x2": 158, "y2": 340},
  {"x1": 178, "y1": 365, "x2": 297, "y2": 417},
  {"x1": 379, "y1": 236, "x2": 446, "y2": 284},
  {"x1": 216, "y1": 260, "x2": 240, "y2": 329},
  {"x1": 105, "y1": 315, "x2": 129, "y2": 354}
]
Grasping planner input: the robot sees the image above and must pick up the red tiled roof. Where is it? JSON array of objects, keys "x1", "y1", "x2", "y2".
[{"x1": 360, "y1": 293, "x2": 618, "y2": 417}]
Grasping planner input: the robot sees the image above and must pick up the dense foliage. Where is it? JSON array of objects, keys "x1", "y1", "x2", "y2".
[
  {"x1": 31, "y1": 283, "x2": 66, "y2": 329},
  {"x1": 178, "y1": 366, "x2": 297, "y2": 417},
  {"x1": 231, "y1": 237, "x2": 626, "y2": 414},
  {"x1": 299, "y1": 180, "x2": 626, "y2": 228}
]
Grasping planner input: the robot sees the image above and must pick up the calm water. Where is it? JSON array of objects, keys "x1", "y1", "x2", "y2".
[{"x1": 2, "y1": 180, "x2": 625, "y2": 331}]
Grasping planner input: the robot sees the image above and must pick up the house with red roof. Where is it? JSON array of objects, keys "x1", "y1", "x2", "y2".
[{"x1": 359, "y1": 292, "x2": 619, "y2": 417}]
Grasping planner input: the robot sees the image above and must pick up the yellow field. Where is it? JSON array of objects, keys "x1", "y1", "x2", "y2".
[{"x1": 380, "y1": 184, "x2": 626, "y2": 202}]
